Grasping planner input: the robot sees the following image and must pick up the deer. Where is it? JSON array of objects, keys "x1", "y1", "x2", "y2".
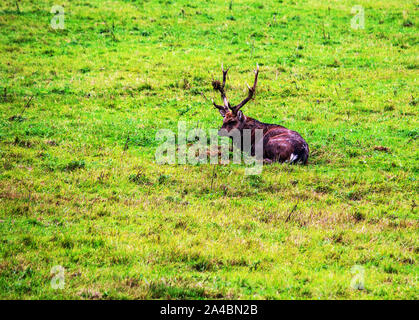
[{"x1": 208, "y1": 64, "x2": 309, "y2": 164}]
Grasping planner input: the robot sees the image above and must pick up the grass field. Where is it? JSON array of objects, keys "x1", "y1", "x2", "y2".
[{"x1": 0, "y1": 0, "x2": 418, "y2": 299}]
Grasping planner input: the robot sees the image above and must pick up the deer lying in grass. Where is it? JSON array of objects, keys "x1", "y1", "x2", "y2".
[{"x1": 210, "y1": 64, "x2": 309, "y2": 164}]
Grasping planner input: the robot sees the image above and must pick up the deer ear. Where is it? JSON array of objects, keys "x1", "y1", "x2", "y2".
[
  {"x1": 219, "y1": 108, "x2": 227, "y2": 117},
  {"x1": 237, "y1": 110, "x2": 244, "y2": 121}
]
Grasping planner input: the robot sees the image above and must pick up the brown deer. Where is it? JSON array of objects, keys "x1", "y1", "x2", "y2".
[{"x1": 209, "y1": 64, "x2": 309, "y2": 164}]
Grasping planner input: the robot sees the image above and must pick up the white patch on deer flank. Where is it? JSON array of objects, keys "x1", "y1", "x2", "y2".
[{"x1": 290, "y1": 153, "x2": 298, "y2": 162}]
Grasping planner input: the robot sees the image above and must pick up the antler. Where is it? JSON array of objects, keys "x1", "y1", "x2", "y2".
[
  {"x1": 212, "y1": 63, "x2": 230, "y2": 109},
  {"x1": 231, "y1": 64, "x2": 259, "y2": 114},
  {"x1": 201, "y1": 91, "x2": 226, "y2": 113}
]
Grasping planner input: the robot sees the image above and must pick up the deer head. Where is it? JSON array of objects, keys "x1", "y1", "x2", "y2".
[{"x1": 209, "y1": 64, "x2": 259, "y2": 136}]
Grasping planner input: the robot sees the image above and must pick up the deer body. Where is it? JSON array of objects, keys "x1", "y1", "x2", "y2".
[{"x1": 209, "y1": 64, "x2": 309, "y2": 164}]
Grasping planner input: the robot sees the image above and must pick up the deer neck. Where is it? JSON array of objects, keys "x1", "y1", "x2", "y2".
[{"x1": 242, "y1": 116, "x2": 269, "y2": 132}]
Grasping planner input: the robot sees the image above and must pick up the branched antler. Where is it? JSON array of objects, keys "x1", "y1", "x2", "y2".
[
  {"x1": 231, "y1": 64, "x2": 259, "y2": 114},
  {"x1": 212, "y1": 63, "x2": 230, "y2": 109},
  {"x1": 201, "y1": 91, "x2": 225, "y2": 113},
  {"x1": 208, "y1": 63, "x2": 260, "y2": 116}
]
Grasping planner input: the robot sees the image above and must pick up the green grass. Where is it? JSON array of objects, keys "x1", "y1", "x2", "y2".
[{"x1": 0, "y1": 0, "x2": 418, "y2": 299}]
